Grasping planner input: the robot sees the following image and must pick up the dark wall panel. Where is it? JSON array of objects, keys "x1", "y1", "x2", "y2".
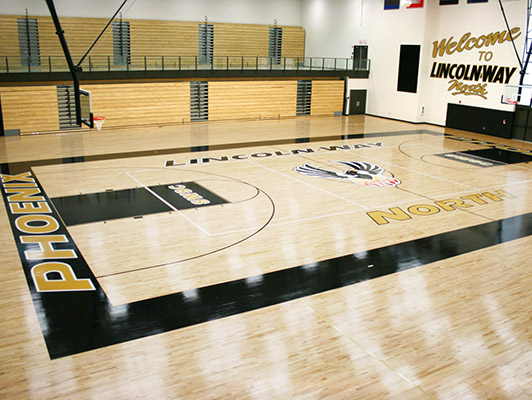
[
  {"x1": 397, "y1": 44, "x2": 420, "y2": 93},
  {"x1": 446, "y1": 103, "x2": 514, "y2": 139},
  {"x1": 512, "y1": 105, "x2": 532, "y2": 142}
]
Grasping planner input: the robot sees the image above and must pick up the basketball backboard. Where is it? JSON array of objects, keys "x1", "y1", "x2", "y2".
[
  {"x1": 502, "y1": 84, "x2": 532, "y2": 107},
  {"x1": 79, "y1": 88, "x2": 94, "y2": 128}
]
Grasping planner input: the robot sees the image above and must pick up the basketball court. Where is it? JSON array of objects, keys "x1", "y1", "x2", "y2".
[{"x1": 1, "y1": 115, "x2": 532, "y2": 398}]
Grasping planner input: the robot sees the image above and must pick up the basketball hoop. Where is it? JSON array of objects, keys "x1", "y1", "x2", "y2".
[
  {"x1": 93, "y1": 116, "x2": 106, "y2": 131},
  {"x1": 501, "y1": 84, "x2": 532, "y2": 106}
]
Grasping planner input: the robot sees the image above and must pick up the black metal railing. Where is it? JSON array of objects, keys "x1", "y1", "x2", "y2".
[{"x1": 0, "y1": 55, "x2": 370, "y2": 74}]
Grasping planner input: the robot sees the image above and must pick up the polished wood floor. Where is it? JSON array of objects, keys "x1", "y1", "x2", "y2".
[{"x1": 1, "y1": 115, "x2": 532, "y2": 399}]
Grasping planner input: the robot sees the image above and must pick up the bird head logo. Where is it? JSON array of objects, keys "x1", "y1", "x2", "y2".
[{"x1": 294, "y1": 161, "x2": 401, "y2": 188}]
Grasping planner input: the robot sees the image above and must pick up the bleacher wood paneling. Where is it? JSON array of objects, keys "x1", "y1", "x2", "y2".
[
  {"x1": 0, "y1": 16, "x2": 20, "y2": 58},
  {"x1": 213, "y1": 23, "x2": 269, "y2": 57},
  {"x1": 0, "y1": 86, "x2": 60, "y2": 133},
  {"x1": 130, "y1": 20, "x2": 198, "y2": 56},
  {"x1": 0, "y1": 80, "x2": 346, "y2": 134},
  {"x1": 0, "y1": 14, "x2": 305, "y2": 68},
  {"x1": 56, "y1": 17, "x2": 112, "y2": 70},
  {"x1": 2, "y1": 16, "x2": 113, "y2": 70},
  {"x1": 0, "y1": 16, "x2": 27, "y2": 71},
  {"x1": 311, "y1": 80, "x2": 345, "y2": 116},
  {"x1": 37, "y1": 16, "x2": 112, "y2": 57},
  {"x1": 0, "y1": 14, "x2": 333, "y2": 135},
  {"x1": 281, "y1": 26, "x2": 305, "y2": 59},
  {"x1": 86, "y1": 82, "x2": 191, "y2": 128},
  {"x1": 209, "y1": 80, "x2": 297, "y2": 121},
  {"x1": 129, "y1": 20, "x2": 199, "y2": 70}
]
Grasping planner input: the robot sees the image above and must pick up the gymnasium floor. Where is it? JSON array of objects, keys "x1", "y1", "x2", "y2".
[{"x1": 1, "y1": 115, "x2": 531, "y2": 399}]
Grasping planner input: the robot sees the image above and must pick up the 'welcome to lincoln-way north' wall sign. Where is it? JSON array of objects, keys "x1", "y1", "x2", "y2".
[{"x1": 429, "y1": 27, "x2": 520, "y2": 100}]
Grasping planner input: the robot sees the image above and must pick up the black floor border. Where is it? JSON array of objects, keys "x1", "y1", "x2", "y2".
[
  {"x1": 43, "y1": 211, "x2": 532, "y2": 359},
  {"x1": 2, "y1": 129, "x2": 532, "y2": 360}
]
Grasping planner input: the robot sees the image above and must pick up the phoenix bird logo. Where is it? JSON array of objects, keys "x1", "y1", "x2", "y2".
[{"x1": 294, "y1": 161, "x2": 401, "y2": 188}]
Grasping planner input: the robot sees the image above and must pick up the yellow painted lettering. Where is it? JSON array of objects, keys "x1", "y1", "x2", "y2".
[
  {"x1": 407, "y1": 204, "x2": 441, "y2": 216},
  {"x1": 433, "y1": 37, "x2": 453, "y2": 58},
  {"x1": 509, "y1": 27, "x2": 521, "y2": 42},
  {"x1": 20, "y1": 235, "x2": 76, "y2": 259},
  {"x1": 456, "y1": 32, "x2": 471, "y2": 52},
  {"x1": 482, "y1": 190, "x2": 515, "y2": 202},
  {"x1": 0, "y1": 172, "x2": 34, "y2": 184},
  {"x1": 31, "y1": 262, "x2": 95, "y2": 292},
  {"x1": 168, "y1": 184, "x2": 185, "y2": 191},
  {"x1": 15, "y1": 214, "x2": 59, "y2": 234},
  {"x1": 460, "y1": 194, "x2": 487, "y2": 205},
  {"x1": 446, "y1": 41, "x2": 458, "y2": 55},
  {"x1": 465, "y1": 37, "x2": 476, "y2": 50},
  {"x1": 435, "y1": 199, "x2": 472, "y2": 211},
  {"x1": 367, "y1": 207, "x2": 411, "y2": 225},
  {"x1": 184, "y1": 193, "x2": 201, "y2": 200},
  {"x1": 5, "y1": 187, "x2": 44, "y2": 202},
  {"x1": 4, "y1": 183, "x2": 36, "y2": 188},
  {"x1": 485, "y1": 31, "x2": 506, "y2": 46},
  {"x1": 192, "y1": 198, "x2": 210, "y2": 205},
  {"x1": 9, "y1": 201, "x2": 52, "y2": 214},
  {"x1": 474, "y1": 35, "x2": 487, "y2": 48}
]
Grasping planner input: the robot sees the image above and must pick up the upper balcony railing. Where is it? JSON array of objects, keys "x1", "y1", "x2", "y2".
[{"x1": 0, "y1": 55, "x2": 370, "y2": 75}]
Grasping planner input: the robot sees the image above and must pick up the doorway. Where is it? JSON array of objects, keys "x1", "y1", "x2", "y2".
[{"x1": 349, "y1": 90, "x2": 367, "y2": 115}]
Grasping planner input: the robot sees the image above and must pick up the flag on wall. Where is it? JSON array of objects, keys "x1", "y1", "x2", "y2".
[
  {"x1": 407, "y1": 0, "x2": 424, "y2": 8},
  {"x1": 440, "y1": 0, "x2": 459, "y2": 4},
  {"x1": 384, "y1": 0, "x2": 400, "y2": 10}
]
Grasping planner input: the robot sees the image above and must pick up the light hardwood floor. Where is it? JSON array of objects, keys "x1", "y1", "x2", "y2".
[{"x1": 0, "y1": 115, "x2": 531, "y2": 399}]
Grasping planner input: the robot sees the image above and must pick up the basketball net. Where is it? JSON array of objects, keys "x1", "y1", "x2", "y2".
[{"x1": 93, "y1": 116, "x2": 106, "y2": 131}]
